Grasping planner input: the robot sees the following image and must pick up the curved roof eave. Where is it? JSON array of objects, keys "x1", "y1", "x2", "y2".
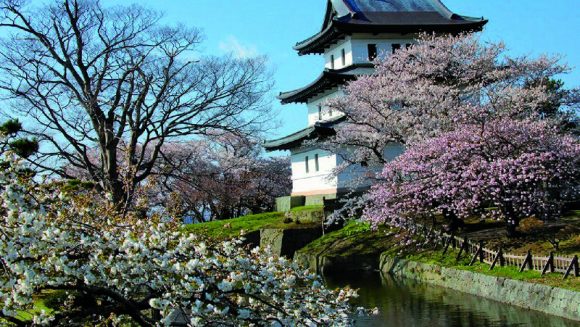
[
  {"x1": 278, "y1": 63, "x2": 373, "y2": 104},
  {"x1": 293, "y1": 22, "x2": 343, "y2": 55},
  {"x1": 263, "y1": 126, "x2": 316, "y2": 151},
  {"x1": 293, "y1": 0, "x2": 488, "y2": 56},
  {"x1": 294, "y1": 18, "x2": 487, "y2": 55},
  {"x1": 263, "y1": 116, "x2": 346, "y2": 151}
]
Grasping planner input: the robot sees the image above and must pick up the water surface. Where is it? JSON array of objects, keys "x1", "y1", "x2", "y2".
[{"x1": 325, "y1": 272, "x2": 578, "y2": 327}]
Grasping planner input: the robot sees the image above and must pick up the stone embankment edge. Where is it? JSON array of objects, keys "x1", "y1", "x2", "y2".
[{"x1": 380, "y1": 253, "x2": 580, "y2": 322}]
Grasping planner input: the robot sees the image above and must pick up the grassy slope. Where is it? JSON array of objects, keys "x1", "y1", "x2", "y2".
[
  {"x1": 380, "y1": 210, "x2": 580, "y2": 292},
  {"x1": 290, "y1": 205, "x2": 323, "y2": 213},
  {"x1": 298, "y1": 211, "x2": 580, "y2": 292},
  {"x1": 181, "y1": 212, "x2": 285, "y2": 239},
  {"x1": 181, "y1": 206, "x2": 325, "y2": 240},
  {"x1": 297, "y1": 221, "x2": 400, "y2": 258}
]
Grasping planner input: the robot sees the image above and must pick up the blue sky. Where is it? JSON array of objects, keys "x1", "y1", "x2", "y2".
[{"x1": 85, "y1": 1, "x2": 580, "y2": 140}]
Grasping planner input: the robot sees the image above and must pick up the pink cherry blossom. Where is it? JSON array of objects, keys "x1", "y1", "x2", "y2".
[{"x1": 364, "y1": 118, "x2": 579, "y2": 236}]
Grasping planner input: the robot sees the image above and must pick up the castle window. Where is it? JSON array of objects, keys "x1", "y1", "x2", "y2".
[
  {"x1": 341, "y1": 48, "x2": 346, "y2": 66},
  {"x1": 392, "y1": 43, "x2": 401, "y2": 54},
  {"x1": 318, "y1": 104, "x2": 322, "y2": 120},
  {"x1": 305, "y1": 156, "x2": 310, "y2": 173},
  {"x1": 330, "y1": 55, "x2": 335, "y2": 69},
  {"x1": 315, "y1": 154, "x2": 320, "y2": 172},
  {"x1": 368, "y1": 44, "x2": 377, "y2": 61}
]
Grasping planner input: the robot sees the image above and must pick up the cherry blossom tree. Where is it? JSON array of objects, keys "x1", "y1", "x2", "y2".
[
  {"x1": 0, "y1": 153, "x2": 361, "y2": 326},
  {"x1": 364, "y1": 118, "x2": 580, "y2": 237},
  {"x1": 326, "y1": 33, "x2": 578, "y2": 167},
  {"x1": 153, "y1": 136, "x2": 292, "y2": 221}
]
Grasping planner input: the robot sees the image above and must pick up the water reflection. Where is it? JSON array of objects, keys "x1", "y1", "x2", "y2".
[{"x1": 324, "y1": 271, "x2": 578, "y2": 327}]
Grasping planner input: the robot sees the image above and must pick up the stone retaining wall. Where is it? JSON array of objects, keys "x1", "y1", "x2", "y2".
[
  {"x1": 294, "y1": 251, "x2": 378, "y2": 275},
  {"x1": 275, "y1": 196, "x2": 305, "y2": 212},
  {"x1": 380, "y1": 254, "x2": 580, "y2": 322},
  {"x1": 260, "y1": 227, "x2": 322, "y2": 258}
]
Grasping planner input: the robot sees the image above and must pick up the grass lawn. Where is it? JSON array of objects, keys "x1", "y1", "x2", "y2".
[
  {"x1": 290, "y1": 205, "x2": 323, "y2": 213},
  {"x1": 379, "y1": 210, "x2": 580, "y2": 292},
  {"x1": 461, "y1": 210, "x2": 580, "y2": 257},
  {"x1": 181, "y1": 206, "x2": 325, "y2": 240},
  {"x1": 181, "y1": 212, "x2": 286, "y2": 239}
]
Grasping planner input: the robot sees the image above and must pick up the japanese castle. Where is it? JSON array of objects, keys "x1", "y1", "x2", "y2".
[{"x1": 264, "y1": 0, "x2": 487, "y2": 203}]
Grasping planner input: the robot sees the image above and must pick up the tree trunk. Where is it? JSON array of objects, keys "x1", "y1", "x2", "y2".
[
  {"x1": 102, "y1": 145, "x2": 129, "y2": 209},
  {"x1": 501, "y1": 202, "x2": 519, "y2": 238},
  {"x1": 506, "y1": 220, "x2": 519, "y2": 238},
  {"x1": 443, "y1": 208, "x2": 464, "y2": 232}
]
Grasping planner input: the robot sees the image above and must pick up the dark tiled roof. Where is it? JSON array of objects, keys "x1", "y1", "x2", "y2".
[
  {"x1": 278, "y1": 63, "x2": 373, "y2": 104},
  {"x1": 340, "y1": 0, "x2": 461, "y2": 15},
  {"x1": 295, "y1": 0, "x2": 487, "y2": 55},
  {"x1": 263, "y1": 116, "x2": 345, "y2": 151}
]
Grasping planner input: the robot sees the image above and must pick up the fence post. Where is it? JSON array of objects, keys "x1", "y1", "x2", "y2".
[
  {"x1": 490, "y1": 247, "x2": 502, "y2": 271},
  {"x1": 442, "y1": 234, "x2": 453, "y2": 255},
  {"x1": 456, "y1": 238, "x2": 468, "y2": 262},
  {"x1": 519, "y1": 250, "x2": 533, "y2": 273},
  {"x1": 541, "y1": 252, "x2": 554, "y2": 276},
  {"x1": 479, "y1": 240, "x2": 485, "y2": 263},
  {"x1": 469, "y1": 241, "x2": 483, "y2": 266},
  {"x1": 563, "y1": 255, "x2": 579, "y2": 280}
]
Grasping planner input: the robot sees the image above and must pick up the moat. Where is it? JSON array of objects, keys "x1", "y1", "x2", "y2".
[{"x1": 325, "y1": 272, "x2": 578, "y2": 327}]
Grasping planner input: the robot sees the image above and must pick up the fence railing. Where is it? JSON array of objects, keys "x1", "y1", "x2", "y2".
[{"x1": 436, "y1": 231, "x2": 579, "y2": 279}]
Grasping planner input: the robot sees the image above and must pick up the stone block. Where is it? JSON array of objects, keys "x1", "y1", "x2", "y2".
[
  {"x1": 304, "y1": 193, "x2": 336, "y2": 206},
  {"x1": 260, "y1": 227, "x2": 322, "y2": 258},
  {"x1": 289, "y1": 209, "x2": 324, "y2": 224},
  {"x1": 275, "y1": 196, "x2": 306, "y2": 212}
]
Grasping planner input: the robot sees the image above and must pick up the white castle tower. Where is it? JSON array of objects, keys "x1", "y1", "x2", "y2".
[{"x1": 265, "y1": 0, "x2": 486, "y2": 205}]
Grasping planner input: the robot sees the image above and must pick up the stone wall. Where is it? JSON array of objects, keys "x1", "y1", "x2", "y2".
[
  {"x1": 304, "y1": 194, "x2": 336, "y2": 206},
  {"x1": 275, "y1": 196, "x2": 305, "y2": 212},
  {"x1": 294, "y1": 251, "x2": 379, "y2": 275},
  {"x1": 260, "y1": 227, "x2": 323, "y2": 258},
  {"x1": 275, "y1": 195, "x2": 338, "y2": 212},
  {"x1": 380, "y1": 254, "x2": 580, "y2": 322},
  {"x1": 288, "y1": 209, "x2": 325, "y2": 225}
]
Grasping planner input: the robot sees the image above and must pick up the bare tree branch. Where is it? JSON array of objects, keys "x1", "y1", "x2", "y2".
[{"x1": 0, "y1": 0, "x2": 273, "y2": 208}]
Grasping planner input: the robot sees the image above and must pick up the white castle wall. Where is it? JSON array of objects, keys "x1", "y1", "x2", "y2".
[
  {"x1": 324, "y1": 34, "x2": 417, "y2": 70},
  {"x1": 306, "y1": 89, "x2": 344, "y2": 126},
  {"x1": 324, "y1": 38, "x2": 353, "y2": 69},
  {"x1": 350, "y1": 35, "x2": 416, "y2": 63},
  {"x1": 290, "y1": 143, "x2": 405, "y2": 196},
  {"x1": 290, "y1": 148, "x2": 338, "y2": 196}
]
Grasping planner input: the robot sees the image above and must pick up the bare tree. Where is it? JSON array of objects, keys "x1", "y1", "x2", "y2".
[{"x1": 0, "y1": 0, "x2": 273, "y2": 208}]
